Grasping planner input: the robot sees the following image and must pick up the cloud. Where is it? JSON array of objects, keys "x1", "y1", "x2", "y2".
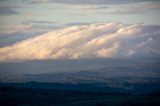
[
  {"x1": 0, "y1": 22, "x2": 60, "y2": 35},
  {"x1": 100, "y1": 2, "x2": 160, "y2": 14},
  {"x1": 68, "y1": 5, "x2": 108, "y2": 10},
  {"x1": 0, "y1": 24, "x2": 32, "y2": 34},
  {"x1": 0, "y1": 8, "x2": 18, "y2": 16},
  {"x1": 65, "y1": 22, "x2": 92, "y2": 26},
  {"x1": 0, "y1": 22, "x2": 160, "y2": 61},
  {"x1": 20, "y1": 20, "x2": 60, "y2": 33},
  {"x1": 0, "y1": 22, "x2": 61, "y2": 47},
  {"x1": 22, "y1": 20, "x2": 56, "y2": 25},
  {"x1": 30, "y1": 0, "x2": 159, "y2": 5},
  {"x1": 0, "y1": 4, "x2": 20, "y2": 16},
  {"x1": 67, "y1": 2, "x2": 160, "y2": 14}
]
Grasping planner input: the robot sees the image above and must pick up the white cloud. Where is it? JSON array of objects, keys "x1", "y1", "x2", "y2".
[
  {"x1": 0, "y1": 22, "x2": 159, "y2": 61},
  {"x1": 30, "y1": 0, "x2": 159, "y2": 5},
  {"x1": 68, "y1": 2, "x2": 160, "y2": 14},
  {"x1": 68, "y1": 5, "x2": 108, "y2": 10},
  {"x1": 105, "y1": 2, "x2": 160, "y2": 14}
]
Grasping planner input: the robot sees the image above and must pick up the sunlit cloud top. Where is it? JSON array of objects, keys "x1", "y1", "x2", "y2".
[
  {"x1": 0, "y1": 0, "x2": 159, "y2": 60},
  {"x1": 0, "y1": 22, "x2": 160, "y2": 61}
]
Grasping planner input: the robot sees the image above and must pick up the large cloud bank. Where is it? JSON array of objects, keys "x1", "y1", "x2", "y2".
[{"x1": 0, "y1": 22, "x2": 160, "y2": 61}]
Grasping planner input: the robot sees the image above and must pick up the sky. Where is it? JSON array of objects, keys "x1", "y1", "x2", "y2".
[{"x1": 0, "y1": 0, "x2": 160, "y2": 61}]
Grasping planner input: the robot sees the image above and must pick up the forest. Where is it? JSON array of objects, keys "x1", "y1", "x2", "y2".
[{"x1": 0, "y1": 83, "x2": 160, "y2": 106}]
